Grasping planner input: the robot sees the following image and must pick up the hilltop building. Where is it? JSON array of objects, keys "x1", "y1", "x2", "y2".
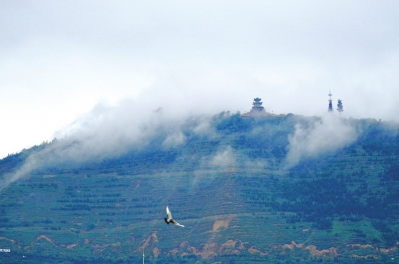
[
  {"x1": 251, "y1": 97, "x2": 266, "y2": 114},
  {"x1": 328, "y1": 91, "x2": 333, "y2": 112},
  {"x1": 242, "y1": 97, "x2": 277, "y2": 117},
  {"x1": 337, "y1": 99, "x2": 343, "y2": 113}
]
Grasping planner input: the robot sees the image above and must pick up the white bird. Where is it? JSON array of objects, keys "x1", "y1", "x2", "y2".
[{"x1": 164, "y1": 206, "x2": 184, "y2": 227}]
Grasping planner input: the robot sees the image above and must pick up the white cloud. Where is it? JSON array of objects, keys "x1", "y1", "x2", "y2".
[
  {"x1": 0, "y1": 98, "x2": 219, "y2": 191},
  {"x1": 162, "y1": 132, "x2": 186, "y2": 148},
  {"x1": 285, "y1": 114, "x2": 358, "y2": 168},
  {"x1": 209, "y1": 146, "x2": 236, "y2": 169}
]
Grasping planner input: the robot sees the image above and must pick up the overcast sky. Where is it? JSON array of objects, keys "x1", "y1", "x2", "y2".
[{"x1": 1, "y1": 0, "x2": 399, "y2": 159}]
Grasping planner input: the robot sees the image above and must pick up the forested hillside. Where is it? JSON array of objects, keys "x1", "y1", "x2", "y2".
[{"x1": 1, "y1": 113, "x2": 399, "y2": 263}]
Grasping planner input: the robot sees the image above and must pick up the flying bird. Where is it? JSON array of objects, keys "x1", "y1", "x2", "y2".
[{"x1": 164, "y1": 206, "x2": 184, "y2": 227}]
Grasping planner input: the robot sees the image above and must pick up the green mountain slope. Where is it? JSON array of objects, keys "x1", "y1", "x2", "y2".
[{"x1": 1, "y1": 113, "x2": 399, "y2": 263}]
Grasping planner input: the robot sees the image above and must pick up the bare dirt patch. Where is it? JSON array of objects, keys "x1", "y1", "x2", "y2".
[
  {"x1": 67, "y1": 243, "x2": 78, "y2": 249},
  {"x1": 35, "y1": 235, "x2": 57, "y2": 247},
  {"x1": 280, "y1": 241, "x2": 338, "y2": 257},
  {"x1": 212, "y1": 219, "x2": 231, "y2": 232}
]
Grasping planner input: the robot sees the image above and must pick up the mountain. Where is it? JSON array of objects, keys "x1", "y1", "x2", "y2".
[{"x1": 1, "y1": 112, "x2": 399, "y2": 263}]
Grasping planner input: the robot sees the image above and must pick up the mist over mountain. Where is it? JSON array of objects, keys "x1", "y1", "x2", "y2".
[
  {"x1": 0, "y1": 100, "x2": 362, "y2": 192},
  {"x1": 1, "y1": 106, "x2": 399, "y2": 263}
]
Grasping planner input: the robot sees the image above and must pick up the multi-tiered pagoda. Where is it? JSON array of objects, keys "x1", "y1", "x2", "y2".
[
  {"x1": 252, "y1": 97, "x2": 264, "y2": 111},
  {"x1": 242, "y1": 97, "x2": 268, "y2": 117}
]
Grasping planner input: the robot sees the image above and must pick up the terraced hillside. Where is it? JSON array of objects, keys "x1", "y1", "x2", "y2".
[{"x1": 1, "y1": 113, "x2": 399, "y2": 263}]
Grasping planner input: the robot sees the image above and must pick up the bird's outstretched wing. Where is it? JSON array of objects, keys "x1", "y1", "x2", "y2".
[
  {"x1": 174, "y1": 222, "x2": 185, "y2": 228},
  {"x1": 166, "y1": 206, "x2": 172, "y2": 219}
]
